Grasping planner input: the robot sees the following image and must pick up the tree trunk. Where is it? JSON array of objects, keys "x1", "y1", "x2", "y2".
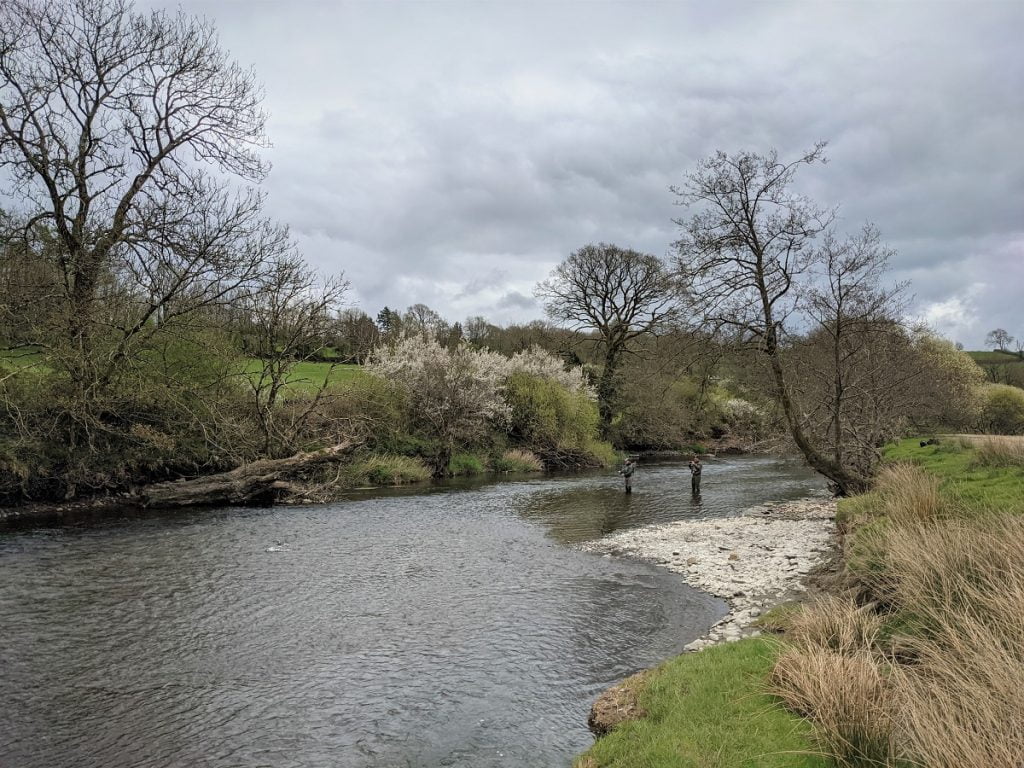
[
  {"x1": 757, "y1": 274, "x2": 866, "y2": 496},
  {"x1": 766, "y1": 350, "x2": 867, "y2": 495},
  {"x1": 431, "y1": 442, "x2": 453, "y2": 479},
  {"x1": 597, "y1": 345, "x2": 621, "y2": 435},
  {"x1": 137, "y1": 440, "x2": 358, "y2": 508}
]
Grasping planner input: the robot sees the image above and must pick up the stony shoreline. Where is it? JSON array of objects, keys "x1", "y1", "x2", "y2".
[{"x1": 582, "y1": 496, "x2": 837, "y2": 651}]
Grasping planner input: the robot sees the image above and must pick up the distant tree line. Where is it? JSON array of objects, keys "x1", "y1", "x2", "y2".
[{"x1": 0, "y1": 0, "x2": 1004, "y2": 505}]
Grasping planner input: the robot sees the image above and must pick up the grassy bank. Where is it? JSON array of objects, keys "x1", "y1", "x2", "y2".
[
  {"x1": 771, "y1": 436, "x2": 1024, "y2": 766},
  {"x1": 880, "y1": 435, "x2": 1024, "y2": 511},
  {"x1": 576, "y1": 638, "x2": 828, "y2": 768}
]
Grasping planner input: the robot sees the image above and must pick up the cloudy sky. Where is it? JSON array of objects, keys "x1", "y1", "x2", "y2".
[{"x1": 164, "y1": 0, "x2": 1021, "y2": 347}]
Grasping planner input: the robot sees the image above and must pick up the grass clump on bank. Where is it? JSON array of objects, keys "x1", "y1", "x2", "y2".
[
  {"x1": 490, "y1": 449, "x2": 544, "y2": 473},
  {"x1": 349, "y1": 455, "x2": 431, "y2": 486},
  {"x1": 969, "y1": 435, "x2": 1024, "y2": 468},
  {"x1": 576, "y1": 638, "x2": 828, "y2": 768},
  {"x1": 771, "y1": 437, "x2": 1024, "y2": 767},
  {"x1": 448, "y1": 452, "x2": 486, "y2": 476}
]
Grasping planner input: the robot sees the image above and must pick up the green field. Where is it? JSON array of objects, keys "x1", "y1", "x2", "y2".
[
  {"x1": 0, "y1": 346, "x2": 47, "y2": 371},
  {"x1": 242, "y1": 359, "x2": 365, "y2": 392},
  {"x1": 1, "y1": 349, "x2": 365, "y2": 394},
  {"x1": 878, "y1": 436, "x2": 1024, "y2": 513},
  {"x1": 968, "y1": 350, "x2": 1023, "y2": 365}
]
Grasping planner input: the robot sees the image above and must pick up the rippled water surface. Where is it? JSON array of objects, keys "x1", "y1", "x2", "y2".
[{"x1": 1, "y1": 456, "x2": 823, "y2": 768}]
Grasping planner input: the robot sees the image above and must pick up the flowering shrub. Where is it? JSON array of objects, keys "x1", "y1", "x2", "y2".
[
  {"x1": 507, "y1": 346, "x2": 595, "y2": 398},
  {"x1": 368, "y1": 335, "x2": 510, "y2": 475},
  {"x1": 366, "y1": 336, "x2": 599, "y2": 474}
]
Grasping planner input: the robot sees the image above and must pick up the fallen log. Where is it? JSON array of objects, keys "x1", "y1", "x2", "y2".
[{"x1": 138, "y1": 440, "x2": 358, "y2": 509}]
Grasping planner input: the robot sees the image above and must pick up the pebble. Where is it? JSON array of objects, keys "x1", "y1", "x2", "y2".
[{"x1": 582, "y1": 498, "x2": 837, "y2": 649}]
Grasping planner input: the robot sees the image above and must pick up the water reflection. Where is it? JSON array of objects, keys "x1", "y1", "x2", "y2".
[{"x1": 521, "y1": 455, "x2": 824, "y2": 544}]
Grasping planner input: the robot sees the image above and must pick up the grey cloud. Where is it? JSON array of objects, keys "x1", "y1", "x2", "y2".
[
  {"x1": 159, "y1": 0, "x2": 1023, "y2": 346},
  {"x1": 496, "y1": 291, "x2": 537, "y2": 311}
]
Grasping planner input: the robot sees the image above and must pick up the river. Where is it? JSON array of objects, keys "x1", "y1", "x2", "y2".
[{"x1": 0, "y1": 455, "x2": 823, "y2": 768}]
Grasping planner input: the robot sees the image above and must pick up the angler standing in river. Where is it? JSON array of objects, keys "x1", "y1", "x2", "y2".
[
  {"x1": 688, "y1": 455, "x2": 702, "y2": 494},
  {"x1": 619, "y1": 457, "x2": 636, "y2": 493}
]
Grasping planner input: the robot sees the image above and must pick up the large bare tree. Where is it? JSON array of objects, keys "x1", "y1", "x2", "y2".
[
  {"x1": 673, "y1": 147, "x2": 981, "y2": 493},
  {"x1": 536, "y1": 243, "x2": 679, "y2": 432},
  {"x1": 0, "y1": 0, "x2": 274, "y2": 384},
  {"x1": 672, "y1": 145, "x2": 878, "y2": 493}
]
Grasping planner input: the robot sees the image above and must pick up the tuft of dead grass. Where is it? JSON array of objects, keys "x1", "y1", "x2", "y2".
[
  {"x1": 783, "y1": 512, "x2": 1024, "y2": 767},
  {"x1": 493, "y1": 448, "x2": 544, "y2": 473},
  {"x1": 892, "y1": 614, "x2": 1024, "y2": 768},
  {"x1": 883, "y1": 517, "x2": 1024, "y2": 766},
  {"x1": 969, "y1": 435, "x2": 1024, "y2": 468},
  {"x1": 785, "y1": 595, "x2": 884, "y2": 655},
  {"x1": 871, "y1": 464, "x2": 945, "y2": 525},
  {"x1": 881, "y1": 516, "x2": 1024, "y2": 627},
  {"x1": 771, "y1": 646, "x2": 896, "y2": 767}
]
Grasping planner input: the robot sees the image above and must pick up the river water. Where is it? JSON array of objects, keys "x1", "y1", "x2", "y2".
[{"x1": 0, "y1": 455, "x2": 823, "y2": 768}]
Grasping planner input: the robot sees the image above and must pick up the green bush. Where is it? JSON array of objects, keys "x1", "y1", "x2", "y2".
[
  {"x1": 504, "y1": 371, "x2": 612, "y2": 467},
  {"x1": 611, "y1": 376, "x2": 702, "y2": 449},
  {"x1": 979, "y1": 384, "x2": 1024, "y2": 434},
  {"x1": 581, "y1": 437, "x2": 618, "y2": 467},
  {"x1": 0, "y1": 333, "x2": 254, "y2": 502},
  {"x1": 320, "y1": 374, "x2": 411, "y2": 452}
]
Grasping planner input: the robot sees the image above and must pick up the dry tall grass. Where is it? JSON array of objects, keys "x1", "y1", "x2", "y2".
[
  {"x1": 493, "y1": 448, "x2": 544, "y2": 472},
  {"x1": 893, "y1": 618, "x2": 1024, "y2": 767},
  {"x1": 785, "y1": 595, "x2": 884, "y2": 655},
  {"x1": 776, "y1": 486, "x2": 1024, "y2": 767},
  {"x1": 880, "y1": 516, "x2": 1024, "y2": 629},
  {"x1": 969, "y1": 435, "x2": 1024, "y2": 468},
  {"x1": 771, "y1": 646, "x2": 895, "y2": 767},
  {"x1": 883, "y1": 517, "x2": 1024, "y2": 767},
  {"x1": 871, "y1": 464, "x2": 944, "y2": 525}
]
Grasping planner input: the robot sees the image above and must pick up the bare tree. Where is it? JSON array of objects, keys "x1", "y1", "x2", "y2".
[
  {"x1": 536, "y1": 243, "x2": 680, "y2": 432},
  {"x1": 464, "y1": 315, "x2": 491, "y2": 345},
  {"x1": 985, "y1": 329, "x2": 1014, "y2": 352},
  {"x1": 402, "y1": 303, "x2": 446, "y2": 340},
  {"x1": 672, "y1": 144, "x2": 880, "y2": 494},
  {"x1": 792, "y1": 226, "x2": 911, "y2": 483},
  {"x1": 334, "y1": 309, "x2": 379, "y2": 364},
  {"x1": 240, "y1": 256, "x2": 348, "y2": 455},
  {"x1": 0, "y1": 0, "x2": 272, "y2": 383}
]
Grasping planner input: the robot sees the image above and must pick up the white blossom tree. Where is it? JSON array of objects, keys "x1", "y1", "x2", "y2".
[
  {"x1": 507, "y1": 345, "x2": 595, "y2": 398},
  {"x1": 368, "y1": 335, "x2": 510, "y2": 476},
  {"x1": 367, "y1": 338, "x2": 594, "y2": 476}
]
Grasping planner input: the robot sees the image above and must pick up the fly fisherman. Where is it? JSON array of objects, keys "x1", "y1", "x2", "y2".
[
  {"x1": 688, "y1": 455, "x2": 702, "y2": 494},
  {"x1": 619, "y1": 457, "x2": 636, "y2": 493}
]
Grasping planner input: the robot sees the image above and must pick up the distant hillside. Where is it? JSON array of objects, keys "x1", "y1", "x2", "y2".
[{"x1": 969, "y1": 350, "x2": 1024, "y2": 388}]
